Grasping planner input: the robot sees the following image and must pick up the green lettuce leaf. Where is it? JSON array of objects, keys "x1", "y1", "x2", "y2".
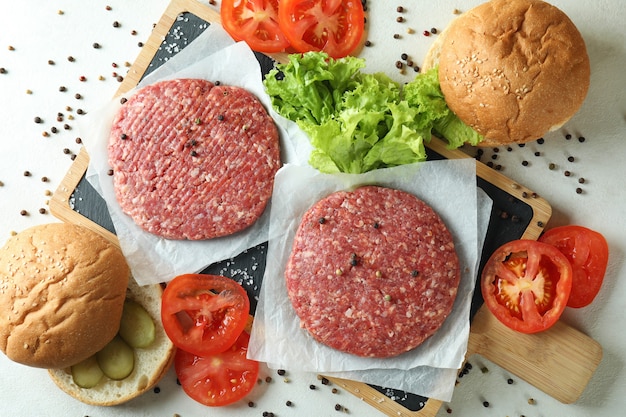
[
  {"x1": 264, "y1": 53, "x2": 482, "y2": 173},
  {"x1": 404, "y1": 67, "x2": 483, "y2": 149}
]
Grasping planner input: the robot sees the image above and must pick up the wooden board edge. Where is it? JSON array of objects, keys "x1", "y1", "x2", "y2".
[
  {"x1": 467, "y1": 305, "x2": 603, "y2": 404},
  {"x1": 49, "y1": 148, "x2": 120, "y2": 248},
  {"x1": 324, "y1": 376, "x2": 443, "y2": 417},
  {"x1": 48, "y1": 1, "x2": 554, "y2": 415},
  {"x1": 427, "y1": 137, "x2": 552, "y2": 241}
]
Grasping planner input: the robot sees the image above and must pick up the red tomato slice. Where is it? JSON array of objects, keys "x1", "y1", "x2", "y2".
[
  {"x1": 539, "y1": 225, "x2": 609, "y2": 308},
  {"x1": 175, "y1": 331, "x2": 259, "y2": 407},
  {"x1": 278, "y1": 0, "x2": 365, "y2": 58},
  {"x1": 481, "y1": 240, "x2": 573, "y2": 334},
  {"x1": 161, "y1": 274, "x2": 250, "y2": 357},
  {"x1": 221, "y1": 0, "x2": 291, "y2": 53}
]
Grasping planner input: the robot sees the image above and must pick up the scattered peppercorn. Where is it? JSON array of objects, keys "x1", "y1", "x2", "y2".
[
  {"x1": 422, "y1": 30, "x2": 431, "y2": 36},
  {"x1": 393, "y1": 33, "x2": 400, "y2": 39},
  {"x1": 576, "y1": 187, "x2": 583, "y2": 194},
  {"x1": 565, "y1": 134, "x2": 572, "y2": 140},
  {"x1": 507, "y1": 378, "x2": 514, "y2": 384},
  {"x1": 23, "y1": 171, "x2": 31, "y2": 177},
  {"x1": 20, "y1": 210, "x2": 28, "y2": 216},
  {"x1": 34, "y1": 116, "x2": 43, "y2": 124},
  {"x1": 564, "y1": 170, "x2": 571, "y2": 177},
  {"x1": 153, "y1": 386, "x2": 160, "y2": 394},
  {"x1": 277, "y1": 369, "x2": 286, "y2": 376},
  {"x1": 265, "y1": 376, "x2": 273, "y2": 383},
  {"x1": 568, "y1": 156, "x2": 575, "y2": 162},
  {"x1": 286, "y1": 400, "x2": 293, "y2": 407},
  {"x1": 430, "y1": 27, "x2": 438, "y2": 34},
  {"x1": 68, "y1": 56, "x2": 75, "y2": 62},
  {"x1": 41, "y1": 176, "x2": 49, "y2": 182},
  {"x1": 396, "y1": 6, "x2": 404, "y2": 12},
  {"x1": 113, "y1": 21, "x2": 121, "y2": 28},
  {"x1": 318, "y1": 217, "x2": 326, "y2": 224},
  {"x1": 482, "y1": 400, "x2": 490, "y2": 407},
  {"x1": 79, "y1": 75, "x2": 86, "y2": 82},
  {"x1": 309, "y1": 384, "x2": 317, "y2": 390},
  {"x1": 59, "y1": 86, "x2": 67, "y2": 92},
  {"x1": 396, "y1": 16, "x2": 404, "y2": 23},
  {"x1": 578, "y1": 177, "x2": 585, "y2": 184},
  {"x1": 522, "y1": 160, "x2": 529, "y2": 166},
  {"x1": 39, "y1": 208, "x2": 47, "y2": 214},
  {"x1": 48, "y1": 59, "x2": 55, "y2": 65},
  {"x1": 335, "y1": 404, "x2": 344, "y2": 411},
  {"x1": 247, "y1": 401, "x2": 255, "y2": 407},
  {"x1": 578, "y1": 136, "x2": 586, "y2": 143},
  {"x1": 364, "y1": 40, "x2": 372, "y2": 47},
  {"x1": 93, "y1": 42, "x2": 101, "y2": 49},
  {"x1": 0, "y1": 68, "x2": 6, "y2": 74},
  {"x1": 75, "y1": 93, "x2": 82, "y2": 99}
]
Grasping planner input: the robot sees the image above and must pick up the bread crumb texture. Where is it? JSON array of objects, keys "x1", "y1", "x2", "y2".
[
  {"x1": 438, "y1": 0, "x2": 590, "y2": 144},
  {"x1": 0, "y1": 223, "x2": 129, "y2": 368}
]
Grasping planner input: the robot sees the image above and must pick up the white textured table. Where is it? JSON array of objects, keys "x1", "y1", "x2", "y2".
[{"x1": 1, "y1": 1, "x2": 624, "y2": 416}]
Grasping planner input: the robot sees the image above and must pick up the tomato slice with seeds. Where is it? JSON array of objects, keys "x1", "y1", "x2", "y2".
[
  {"x1": 221, "y1": 0, "x2": 291, "y2": 53},
  {"x1": 278, "y1": 0, "x2": 365, "y2": 58},
  {"x1": 539, "y1": 225, "x2": 609, "y2": 308},
  {"x1": 481, "y1": 240, "x2": 573, "y2": 334},
  {"x1": 175, "y1": 331, "x2": 259, "y2": 407},
  {"x1": 161, "y1": 274, "x2": 250, "y2": 357}
]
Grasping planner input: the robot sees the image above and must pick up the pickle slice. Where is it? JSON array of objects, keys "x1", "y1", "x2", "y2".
[
  {"x1": 119, "y1": 299, "x2": 156, "y2": 349},
  {"x1": 96, "y1": 336, "x2": 135, "y2": 380},
  {"x1": 71, "y1": 355, "x2": 104, "y2": 388}
]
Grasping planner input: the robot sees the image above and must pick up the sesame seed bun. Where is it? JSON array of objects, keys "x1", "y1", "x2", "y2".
[
  {"x1": 0, "y1": 223, "x2": 129, "y2": 369},
  {"x1": 424, "y1": 0, "x2": 590, "y2": 146}
]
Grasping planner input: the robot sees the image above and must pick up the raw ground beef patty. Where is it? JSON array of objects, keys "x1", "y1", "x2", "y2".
[
  {"x1": 108, "y1": 78, "x2": 281, "y2": 240},
  {"x1": 285, "y1": 186, "x2": 460, "y2": 358}
]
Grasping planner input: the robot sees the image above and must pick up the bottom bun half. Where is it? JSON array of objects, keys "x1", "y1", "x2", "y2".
[{"x1": 48, "y1": 278, "x2": 175, "y2": 406}]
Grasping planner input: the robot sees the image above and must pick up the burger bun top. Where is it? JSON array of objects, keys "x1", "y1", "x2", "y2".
[
  {"x1": 0, "y1": 223, "x2": 130, "y2": 369},
  {"x1": 425, "y1": 0, "x2": 590, "y2": 146}
]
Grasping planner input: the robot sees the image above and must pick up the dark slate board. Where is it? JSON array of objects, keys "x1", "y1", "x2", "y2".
[{"x1": 69, "y1": 11, "x2": 533, "y2": 413}]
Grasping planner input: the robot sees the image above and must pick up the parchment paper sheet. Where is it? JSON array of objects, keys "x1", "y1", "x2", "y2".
[
  {"x1": 81, "y1": 25, "x2": 309, "y2": 285},
  {"x1": 248, "y1": 160, "x2": 492, "y2": 401}
]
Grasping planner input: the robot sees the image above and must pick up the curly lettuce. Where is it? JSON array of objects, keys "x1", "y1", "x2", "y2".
[{"x1": 264, "y1": 52, "x2": 482, "y2": 173}]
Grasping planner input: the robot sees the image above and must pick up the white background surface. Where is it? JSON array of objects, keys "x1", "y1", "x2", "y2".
[{"x1": 0, "y1": 0, "x2": 624, "y2": 416}]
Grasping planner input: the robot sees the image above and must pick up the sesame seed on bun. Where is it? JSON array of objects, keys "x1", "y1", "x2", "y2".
[{"x1": 424, "y1": 0, "x2": 590, "y2": 146}]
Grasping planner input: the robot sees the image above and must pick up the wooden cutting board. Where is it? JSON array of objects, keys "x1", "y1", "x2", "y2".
[{"x1": 49, "y1": 0, "x2": 602, "y2": 415}]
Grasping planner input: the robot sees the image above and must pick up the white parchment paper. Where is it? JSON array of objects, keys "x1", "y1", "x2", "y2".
[
  {"x1": 81, "y1": 25, "x2": 308, "y2": 285},
  {"x1": 248, "y1": 160, "x2": 492, "y2": 401}
]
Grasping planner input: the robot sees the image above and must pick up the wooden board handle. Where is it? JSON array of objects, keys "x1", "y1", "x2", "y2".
[{"x1": 467, "y1": 305, "x2": 603, "y2": 404}]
